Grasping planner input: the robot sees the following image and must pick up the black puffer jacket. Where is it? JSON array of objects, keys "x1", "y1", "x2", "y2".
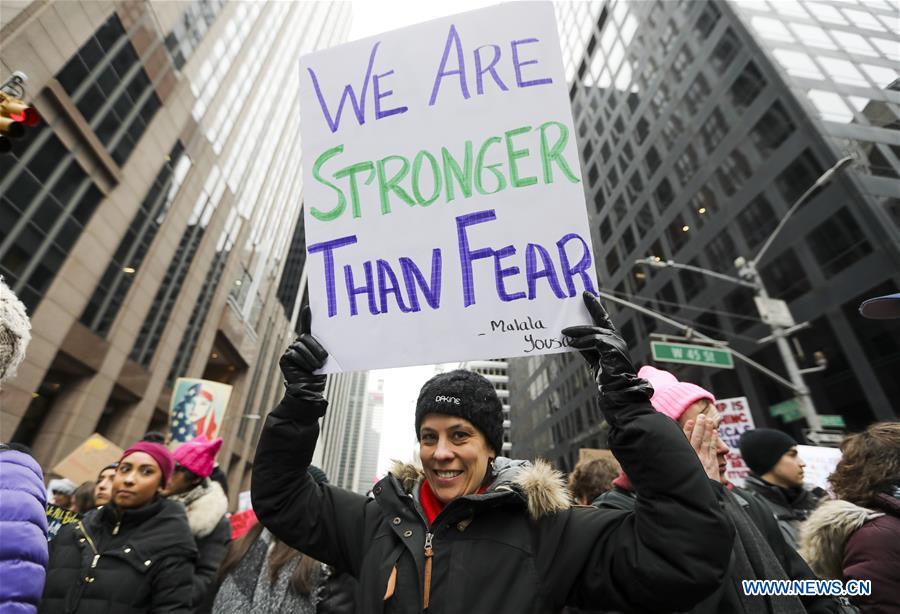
[
  {"x1": 38, "y1": 498, "x2": 197, "y2": 614},
  {"x1": 742, "y1": 474, "x2": 827, "y2": 550},
  {"x1": 594, "y1": 484, "x2": 841, "y2": 613},
  {"x1": 252, "y1": 393, "x2": 733, "y2": 613}
]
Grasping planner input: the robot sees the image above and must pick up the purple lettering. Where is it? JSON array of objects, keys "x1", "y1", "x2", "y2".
[
  {"x1": 308, "y1": 235, "x2": 358, "y2": 317},
  {"x1": 373, "y1": 69, "x2": 408, "y2": 119},
  {"x1": 525, "y1": 243, "x2": 565, "y2": 299},
  {"x1": 493, "y1": 245, "x2": 525, "y2": 302},
  {"x1": 474, "y1": 44, "x2": 508, "y2": 95},
  {"x1": 456, "y1": 209, "x2": 496, "y2": 307},
  {"x1": 511, "y1": 38, "x2": 552, "y2": 88},
  {"x1": 376, "y1": 259, "x2": 412, "y2": 313},
  {"x1": 556, "y1": 233, "x2": 597, "y2": 297},
  {"x1": 344, "y1": 261, "x2": 380, "y2": 316},
  {"x1": 429, "y1": 25, "x2": 470, "y2": 106},
  {"x1": 400, "y1": 250, "x2": 442, "y2": 311},
  {"x1": 307, "y1": 42, "x2": 381, "y2": 133}
]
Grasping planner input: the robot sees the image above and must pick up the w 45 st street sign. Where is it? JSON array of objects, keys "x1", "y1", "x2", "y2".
[{"x1": 651, "y1": 341, "x2": 734, "y2": 369}]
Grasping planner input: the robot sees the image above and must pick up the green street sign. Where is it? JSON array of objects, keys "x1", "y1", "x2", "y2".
[
  {"x1": 650, "y1": 341, "x2": 734, "y2": 369},
  {"x1": 769, "y1": 398, "x2": 804, "y2": 423},
  {"x1": 819, "y1": 414, "x2": 846, "y2": 428}
]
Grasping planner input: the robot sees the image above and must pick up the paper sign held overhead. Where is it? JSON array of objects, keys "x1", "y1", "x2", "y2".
[{"x1": 299, "y1": 2, "x2": 598, "y2": 373}]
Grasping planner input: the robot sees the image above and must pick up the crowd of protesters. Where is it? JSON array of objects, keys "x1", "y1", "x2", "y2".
[{"x1": 3, "y1": 278, "x2": 900, "y2": 613}]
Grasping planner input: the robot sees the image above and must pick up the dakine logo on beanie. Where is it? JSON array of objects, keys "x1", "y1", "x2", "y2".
[{"x1": 415, "y1": 370, "x2": 504, "y2": 455}]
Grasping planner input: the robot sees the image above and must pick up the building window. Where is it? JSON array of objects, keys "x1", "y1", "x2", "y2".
[
  {"x1": 694, "y1": 1, "x2": 721, "y2": 39},
  {"x1": 645, "y1": 145, "x2": 662, "y2": 177},
  {"x1": 613, "y1": 196, "x2": 628, "y2": 224},
  {"x1": 658, "y1": 281, "x2": 679, "y2": 315},
  {"x1": 806, "y1": 209, "x2": 873, "y2": 278},
  {"x1": 667, "y1": 213, "x2": 691, "y2": 253},
  {"x1": 671, "y1": 44, "x2": 695, "y2": 83},
  {"x1": 594, "y1": 188, "x2": 605, "y2": 213},
  {"x1": 760, "y1": 249, "x2": 811, "y2": 302},
  {"x1": 700, "y1": 107, "x2": 728, "y2": 156},
  {"x1": 164, "y1": 0, "x2": 227, "y2": 69},
  {"x1": 681, "y1": 258, "x2": 707, "y2": 297},
  {"x1": 775, "y1": 150, "x2": 824, "y2": 205},
  {"x1": 654, "y1": 177, "x2": 675, "y2": 213},
  {"x1": 0, "y1": 126, "x2": 103, "y2": 312},
  {"x1": 723, "y1": 286, "x2": 758, "y2": 333},
  {"x1": 622, "y1": 225, "x2": 637, "y2": 255},
  {"x1": 716, "y1": 149, "x2": 753, "y2": 197},
  {"x1": 683, "y1": 73, "x2": 711, "y2": 117},
  {"x1": 692, "y1": 185, "x2": 719, "y2": 225},
  {"x1": 81, "y1": 142, "x2": 191, "y2": 337},
  {"x1": 675, "y1": 145, "x2": 700, "y2": 186},
  {"x1": 737, "y1": 195, "x2": 778, "y2": 250},
  {"x1": 751, "y1": 102, "x2": 796, "y2": 156},
  {"x1": 711, "y1": 28, "x2": 740, "y2": 75},
  {"x1": 635, "y1": 203, "x2": 654, "y2": 235},
  {"x1": 729, "y1": 61, "x2": 766, "y2": 112},
  {"x1": 626, "y1": 171, "x2": 643, "y2": 202},
  {"x1": 635, "y1": 117, "x2": 650, "y2": 144},
  {"x1": 605, "y1": 245, "x2": 621, "y2": 275},
  {"x1": 56, "y1": 13, "x2": 162, "y2": 166},
  {"x1": 599, "y1": 217, "x2": 612, "y2": 242},
  {"x1": 707, "y1": 232, "x2": 738, "y2": 272}
]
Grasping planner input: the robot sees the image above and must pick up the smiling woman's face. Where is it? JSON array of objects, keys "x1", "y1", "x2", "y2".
[
  {"x1": 419, "y1": 414, "x2": 493, "y2": 504},
  {"x1": 112, "y1": 452, "x2": 163, "y2": 509}
]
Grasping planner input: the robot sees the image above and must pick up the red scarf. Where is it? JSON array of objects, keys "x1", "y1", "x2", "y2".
[{"x1": 419, "y1": 480, "x2": 488, "y2": 526}]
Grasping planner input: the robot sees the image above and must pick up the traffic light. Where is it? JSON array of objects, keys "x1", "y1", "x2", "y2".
[{"x1": 0, "y1": 91, "x2": 40, "y2": 153}]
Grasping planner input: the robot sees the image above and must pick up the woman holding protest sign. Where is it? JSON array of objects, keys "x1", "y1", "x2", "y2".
[
  {"x1": 39, "y1": 441, "x2": 196, "y2": 614},
  {"x1": 252, "y1": 292, "x2": 733, "y2": 613}
]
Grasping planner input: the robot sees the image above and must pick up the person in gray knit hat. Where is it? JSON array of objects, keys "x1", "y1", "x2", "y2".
[{"x1": 739, "y1": 428, "x2": 828, "y2": 549}]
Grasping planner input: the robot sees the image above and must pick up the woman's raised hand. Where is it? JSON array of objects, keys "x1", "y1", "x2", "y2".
[{"x1": 279, "y1": 306, "x2": 328, "y2": 403}]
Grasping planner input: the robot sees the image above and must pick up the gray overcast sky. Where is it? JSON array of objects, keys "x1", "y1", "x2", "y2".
[{"x1": 348, "y1": 0, "x2": 497, "y2": 42}]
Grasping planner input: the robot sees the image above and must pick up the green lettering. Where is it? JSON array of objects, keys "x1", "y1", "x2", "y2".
[
  {"x1": 310, "y1": 145, "x2": 347, "y2": 222},
  {"x1": 333, "y1": 161, "x2": 375, "y2": 218},
  {"x1": 505, "y1": 125, "x2": 537, "y2": 188},
  {"x1": 475, "y1": 136, "x2": 507, "y2": 195},
  {"x1": 539, "y1": 121, "x2": 580, "y2": 184},
  {"x1": 411, "y1": 150, "x2": 441, "y2": 206},
  {"x1": 442, "y1": 142, "x2": 473, "y2": 202},
  {"x1": 376, "y1": 155, "x2": 414, "y2": 214}
]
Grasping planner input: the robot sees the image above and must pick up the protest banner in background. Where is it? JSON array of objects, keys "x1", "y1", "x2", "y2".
[
  {"x1": 716, "y1": 396, "x2": 756, "y2": 486},
  {"x1": 299, "y1": 2, "x2": 598, "y2": 372},
  {"x1": 169, "y1": 378, "x2": 233, "y2": 444},
  {"x1": 46, "y1": 503, "x2": 79, "y2": 541},
  {"x1": 796, "y1": 444, "x2": 842, "y2": 495},
  {"x1": 230, "y1": 509, "x2": 258, "y2": 540},
  {"x1": 51, "y1": 433, "x2": 124, "y2": 486}
]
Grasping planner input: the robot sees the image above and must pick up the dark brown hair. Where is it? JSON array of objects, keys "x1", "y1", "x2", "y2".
[
  {"x1": 72, "y1": 481, "x2": 96, "y2": 514},
  {"x1": 216, "y1": 521, "x2": 321, "y2": 595},
  {"x1": 568, "y1": 456, "x2": 621, "y2": 504},
  {"x1": 829, "y1": 422, "x2": 900, "y2": 507}
]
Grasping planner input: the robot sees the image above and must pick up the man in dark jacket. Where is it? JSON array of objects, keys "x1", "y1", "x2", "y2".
[
  {"x1": 252, "y1": 296, "x2": 734, "y2": 613},
  {"x1": 596, "y1": 380, "x2": 841, "y2": 614},
  {"x1": 739, "y1": 428, "x2": 828, "y2": 550},
  {"x1": 164, "y1": 437, "x2": 231, "y2": 614}
]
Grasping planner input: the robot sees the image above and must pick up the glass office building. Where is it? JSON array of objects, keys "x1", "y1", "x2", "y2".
[
  {"x1": 510, "y1": 0, "x2": 899, "y2": 471},
  {"x1": 1, "y1": 0, "x2": 351, "y2": 502}
]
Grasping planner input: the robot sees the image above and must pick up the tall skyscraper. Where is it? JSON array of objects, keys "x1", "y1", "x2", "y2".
[
  {"x1": 354, "y1": 377, "x2": 385, "y2": 493},
  {"x1": 314, "y1": 370, "x2": 370, "y2": 491},
  {"x1": 1, "y1": 0, "x2": 351, "y2": 503},
  {"x1": 510, "y1": 0, "x2": 899, "y2": 471},
  {"x1": 459, "y1": 359, "x2": 513, "y2": 454}
]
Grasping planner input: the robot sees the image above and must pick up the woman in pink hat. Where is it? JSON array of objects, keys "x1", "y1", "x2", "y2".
[
  {"x1": 39, "y1": 441, "x2": 195, "y2": 613},
  {"x1": 164, "y1": 436, "x2": 231, "y2": 614}
]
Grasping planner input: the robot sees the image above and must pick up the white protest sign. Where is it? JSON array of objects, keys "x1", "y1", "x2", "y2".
[
  {"x1": 715, "y1": 396, "x2": 756, "y2": 486},
  {"x1": 796, "y1": 444, "x2": 842, "y2": 495},
  {"x1": 299, "y1": 2, "x2": 598, "y2": 373}
]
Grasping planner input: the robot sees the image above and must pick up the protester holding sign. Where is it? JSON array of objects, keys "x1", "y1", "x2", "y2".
[
  {"x1": 252, "y1": 296, "x2": 733, "y2": 613},
  {"x1": 39, "y1": 441, "x2": 196, "y2": 614},
  {"x1": 0, "y1": 443, "x2": 48, "y2": 614}
]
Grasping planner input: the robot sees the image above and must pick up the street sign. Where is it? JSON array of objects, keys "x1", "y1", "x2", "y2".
[
  {"x1": 650, "y1": 341, "x2": 734, "y2": 368},
  {"x1": 804, "y1": 429, "x2": 846, "y2": 447},
  {"x1": 819, "y1": 414, "x2": 846, "y2": 428},
  {"x1": 754, "y1": 296, "x2": 796, "y2": 328},
  {"x1": 769, "y1": 398, "x2": 804, "y2": 423}
]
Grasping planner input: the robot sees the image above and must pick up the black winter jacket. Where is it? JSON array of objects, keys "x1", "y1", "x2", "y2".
[
  {"x1": 742, "y1": 475, "x2": 827, "y2": 550},
  {"x1": 252, "y1": 393, "x2": 733, "y2": 613},
  {"x1": 39, "y1": 498, "x2": 197, "y2": 614},
  {"x1": 594, "y1": 484, "x2": 841, "y2": 613}
]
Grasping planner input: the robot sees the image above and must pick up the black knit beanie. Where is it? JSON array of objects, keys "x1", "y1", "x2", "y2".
[
  {"x1": 415, "y1": 370, "x2": 504, "y2": 455},
  {"x1": 739, "y1": 428, "x2": 797, "y2": 476}
]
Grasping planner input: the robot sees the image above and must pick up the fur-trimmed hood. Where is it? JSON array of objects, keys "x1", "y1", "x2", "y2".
[
  {"x1": 799, "y1": 499, "x2": 882, "y2": 580},
  {"x1": 388, "y1": 456, "x2": 570, "y2": 520},
  {"x1": 168, "y1": 479, "x2": 228, "y2": 538}
]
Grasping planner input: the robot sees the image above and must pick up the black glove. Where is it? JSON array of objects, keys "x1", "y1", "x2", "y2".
[
  {"x1": 279, "y1": 307, "x2": 328, "y2": 413},
  {"x1": 562, "y1": 291, "x2": 653, "y2": 406}
]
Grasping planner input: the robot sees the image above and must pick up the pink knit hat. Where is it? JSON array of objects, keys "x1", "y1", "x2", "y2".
[
  {"x1": 120, "y1": 441, "x2": 175, "y2": 486},
  {"x1": 637, "y1": 366, "x2": 716, "y2": 421},
  {"x1": 172, "y1": 436, "x2": 222, "y2": 479}
]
